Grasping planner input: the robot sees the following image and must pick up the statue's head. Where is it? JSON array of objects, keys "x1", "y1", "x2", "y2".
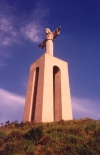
[{"x1": 45, "y1": 28, "x2": 50, "y2": 34}]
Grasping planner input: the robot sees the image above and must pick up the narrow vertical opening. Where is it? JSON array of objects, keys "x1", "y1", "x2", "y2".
[
  {"x1": 53, "y1": 66, "x2": 62, "y2": 121},
  {"x1": 31, "y1": 67, "x2": 39, "y2": 121}
]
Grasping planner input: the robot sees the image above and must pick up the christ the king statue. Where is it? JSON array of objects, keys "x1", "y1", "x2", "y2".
[{"x1": 39, "y1": 26, "x2": 61, "y2": 56}]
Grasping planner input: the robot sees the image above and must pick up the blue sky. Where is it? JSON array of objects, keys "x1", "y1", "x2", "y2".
[{"x1": 0, "y1": 0, "x2": 100, "y2": 123}]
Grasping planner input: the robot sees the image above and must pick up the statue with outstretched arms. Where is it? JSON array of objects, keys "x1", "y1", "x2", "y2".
[{"x1": 39, "y1": 26, "x2": 61, "y2": 56}]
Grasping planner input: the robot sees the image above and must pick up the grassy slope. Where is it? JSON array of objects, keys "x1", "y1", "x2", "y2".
[{"x1": 0, "y1": 118, "x2": 100, "y2": 155}]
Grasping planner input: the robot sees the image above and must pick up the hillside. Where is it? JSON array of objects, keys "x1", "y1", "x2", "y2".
[{"x1": 0, "y1": 118, "x2": 100, "y2": 155}]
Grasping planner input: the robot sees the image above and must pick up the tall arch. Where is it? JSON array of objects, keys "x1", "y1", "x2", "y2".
[
  {"x1": 53, "y1": 66, "x2": 62, "y2": 121},
  {"x1": 31, "y1": 67, "x2": 39, "y2": 121}
]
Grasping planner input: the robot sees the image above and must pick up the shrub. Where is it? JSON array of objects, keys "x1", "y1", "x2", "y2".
[
  {"x1": 23, "y1": 126, "x2": 43, "y2": 144},
  {"x1": 0, "y1": 131, "x2": 5, "y2": 138},
  {"x1": 0, "y1": 118, "x2": 100, "y2": 154}
]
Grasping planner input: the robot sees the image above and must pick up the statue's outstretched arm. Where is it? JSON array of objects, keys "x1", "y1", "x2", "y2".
[
  {"x1": 53, "y1": 26, "x2": 61, "y2": 39},
  {"x1": 38, "y1": 39, "x2": 46, "y2": 49},
  {"x1": 57, "y1": 26, "x2": 61, "y2": 31}
]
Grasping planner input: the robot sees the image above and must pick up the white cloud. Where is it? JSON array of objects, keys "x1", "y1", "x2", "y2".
[
  {"x1": 0, "y1": 18, "x2": 13, "y2": 32},
  {"x1": 0, "y1": 88, "x2": 25, "y2": 123},
  {"x1": 0, "y1": 1, "x2": 49, "y2": 47},
  {"x1": 20, "y1": 2, "x2": 49, "y2": 43},
  {"x1": 72, "y1": 97, "x2": 100, "y2": 119},
  {"x1": 0, "y1": 88, "x2": 24, "y2": 105},
  {"x1": 1, "y1": 37, "x2": 11, "y2": 46},
  {"x1": 21, "y1": 22, "x2": 42, "y2": 43},
  {"x1": 0, "y1": 17, "x2": 17, "y2": 47}
]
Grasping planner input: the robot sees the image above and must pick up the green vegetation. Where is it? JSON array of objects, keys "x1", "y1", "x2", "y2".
[{"x1": 0, "y1": 118, "x2": 100, "y2": 155}]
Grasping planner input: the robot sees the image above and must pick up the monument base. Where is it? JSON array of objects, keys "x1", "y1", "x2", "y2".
[{"x1": 23, "y1": 53, "x2": 73, "y2": 122}]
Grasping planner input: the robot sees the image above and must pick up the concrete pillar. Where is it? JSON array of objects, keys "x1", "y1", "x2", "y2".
[{"x1": 23, "y1": 53, "x2": 73, "y2": 122}]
